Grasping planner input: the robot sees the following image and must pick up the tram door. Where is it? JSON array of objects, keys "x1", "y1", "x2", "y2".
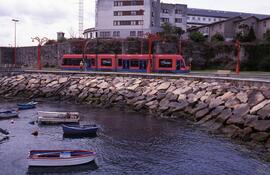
[
  {"x1": 139, "y1": 60, "x2": 147, "y2": 70},
  {"x1": 123, "y1": 60, "x2": 130, "y2": 69},
  {"x1": 176, "y1": 60, "x2": 181, "y2": 70}
]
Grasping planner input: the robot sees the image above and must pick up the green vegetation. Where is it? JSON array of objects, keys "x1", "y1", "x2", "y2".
[
  {"x1": 211, "y1": 33, "x2": 225, "y2": 42},
  {"x1": 189, "y1": 32, "x2": 206, "y2": 42},
  {"x1": 263, "y1": 29, "x2": 270, "y2": 41}
]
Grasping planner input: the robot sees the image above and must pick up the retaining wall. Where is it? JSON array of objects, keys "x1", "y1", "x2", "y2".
[{"x1": 0, "y1": 73, "x2": 270, "y2": 151}]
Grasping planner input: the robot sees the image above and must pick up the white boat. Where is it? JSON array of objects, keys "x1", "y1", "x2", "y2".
[
  {"x1": 28, "y1": 150, "x2": 96, "y2": 167},
  {"x1": 37, "y1": 111, "x2": 80, "y2": 124}
]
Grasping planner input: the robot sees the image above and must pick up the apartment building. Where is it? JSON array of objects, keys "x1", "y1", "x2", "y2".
[
  {"x1": 83, "y1": 0, "x2": 270, "y2": 39},
  {"x1": 188, "y1": 16, "x2": 270, "y2": 41},
  {"x1": 187, "y1": 8, "x2": 269, "y2": 29},
  {"x1": 95, "y1": 0, "x2": 161, "y2": 38},
  {"x1": 160, "y1": 3, "x2": 187, "y2": 31}
]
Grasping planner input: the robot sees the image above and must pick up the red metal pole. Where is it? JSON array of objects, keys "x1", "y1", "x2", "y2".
[
  {"x1": 147, "y1": 37, "x2": 152, "y2": 73},
  {"x1": 38, "y1": 44, "x2": 41, "y2": 70},
  {"x1": 235, "y1": 40, "x2": 240, "y2": 75}
]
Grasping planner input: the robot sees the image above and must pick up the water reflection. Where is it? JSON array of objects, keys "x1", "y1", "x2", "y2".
[{"x1": 27, "y1": 161, "x2": 98, "y2": 175}]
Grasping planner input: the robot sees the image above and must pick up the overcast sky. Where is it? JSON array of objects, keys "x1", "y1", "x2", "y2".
[{"x1": 0, "y1": 0, "x2": 270, "y2": 47}]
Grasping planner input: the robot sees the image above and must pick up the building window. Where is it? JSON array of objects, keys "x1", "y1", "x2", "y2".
[
  {"x1": 138, "y1": 31, "x2": 144, "y2": 37},
  {"x1": 203, "y1": 18, "x2": 206, "y2": 21},
  {"x1": 113, "y1": 31, "x2": 120, "y2": 37},
  {"x1": 209, "y1": 18, "x2": 211, "y2": 21},
  {"x1": 264, "y1": 21, "x2": 267, "y2": 27},
  {"x1": 192, "y1": 17, "x2": 195, "y2": 20},
  {"x1": 130, "y1": 31, "x2": 136, "y2": 37},
  {"x1": 161, "y1": 18, "x2": 169, "y2": 22},
  {"x1": 162, "y1": 9, "x2": 169, "y2": 13},
  {"x1": 113, "y1": 20, "x2": 143, "y2": 26},
  {"x1": 100, "y1": 32, "x2": 110, "y2": 38},
  {"x1": 175, "y1": 9, "x2": 182, "y2": 14},
  {"x1": 114, "y1": 1, "x2": 144, "y2": 6},
  {"x1": 175, "y1": 18, "x2": 182, "y2": 23},
  {"x1": 197, "y1": 17, "x2": 201, "y2": 21}
]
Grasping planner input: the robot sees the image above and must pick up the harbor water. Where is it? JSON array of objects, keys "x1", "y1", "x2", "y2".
[{"x1": 0, "y1": 100, "x2": 270, "y2": 175}]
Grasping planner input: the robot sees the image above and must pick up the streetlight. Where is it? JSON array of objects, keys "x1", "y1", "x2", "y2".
[
  {"x1": 31, "y1": 37, "x2": 49, "y2": 70},
  {"x1": 12, "y1": 19, "x2": 19, "y2": 65}
]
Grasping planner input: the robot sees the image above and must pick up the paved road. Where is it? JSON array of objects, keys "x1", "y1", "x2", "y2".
[{"x1": 1, "y1": 69, "x2": 270, "y2": 83}]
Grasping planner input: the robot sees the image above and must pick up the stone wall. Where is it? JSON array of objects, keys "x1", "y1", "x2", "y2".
[
  {"x1": 0, "y1": 47, "x2": 14, "y2": 65},
  {"x1": 0, "y1": 41, "x2": 74, "y2": 68},
  {"x1": 0, "y1": 73, "x2": 270, "y2": 151}
]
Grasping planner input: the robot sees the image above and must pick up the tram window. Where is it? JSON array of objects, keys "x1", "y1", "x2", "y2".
[
  {"x1": 101, "y1": 58, "x2": 112, "y2": 66},
  {"x1": 130, "y1": 60, "x2": 139, "y2": 67},
  {"x1": 159, "y1": 59, "x2": 172, "y2": 68},
  {"x1": 63, "y1": 59, "x2": 81, "y2": 66},
  {"x1": 91, "y1": 59, "x2": 96, "y2": 66},
  {"x1": 176, "y1": 60, "x2": 181, "y2": 70},
  {"x1": 118, "y1": 59, "x2": 123, "y2": 66}
]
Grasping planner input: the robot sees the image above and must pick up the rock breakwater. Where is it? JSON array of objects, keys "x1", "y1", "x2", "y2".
[{"x1": 0, "y1": 73, "x2": 270, "y2": 150}]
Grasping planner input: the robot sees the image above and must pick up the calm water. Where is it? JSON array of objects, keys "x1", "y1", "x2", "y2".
[{"x1": 0, "y1": 100, "x2": 270, "y2": 175}]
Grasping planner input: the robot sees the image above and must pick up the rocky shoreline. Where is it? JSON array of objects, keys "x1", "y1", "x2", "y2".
[{"x1": 0, "y1": 73, "x2": 270, "y2": 153}]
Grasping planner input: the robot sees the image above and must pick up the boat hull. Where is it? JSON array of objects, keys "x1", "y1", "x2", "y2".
[
  {"x1": 28, "y1": 150, "x2": 96, "y2": 167},
  {"x1": 0, "y1": 111, "x2": 18, "y2": 120},
  {"x1": 62, "y1": 125, "x2": 98, "y2": 136},
  {"x1": 28, "y1": 155, "x2": 95, "y2": 167},
  {"x1": 37, "y1": 111, "x2": 80, "y2": 124}
]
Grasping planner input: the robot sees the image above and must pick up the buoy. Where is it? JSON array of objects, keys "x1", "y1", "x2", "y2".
[{"x1": 32, "y1": 131, "x2": 38, "y2": 136}]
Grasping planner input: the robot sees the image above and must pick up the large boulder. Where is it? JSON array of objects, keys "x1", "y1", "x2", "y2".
[
  {"x1": 250, "y1": 120, "x2": 270, "y2": 132},
  {"x1": 209, "y1": 98, "x2": 224, "y2": 109},
  {"x1": 257, "y1": 103, "x2": 270, "y2": 119},
  {"x1": 236, "y1": 92, "x2": 248, "y2": 103},
  {"x1": 232, "y1": 104, "x2": 250, "y2": 117},
  {"x1": 157, "y1": 82, "x2": 171, "y2": 90},
  {"x1": 250, "y1": 100, "x2": 270, "y2": 114},
  {"x1": 216, "y1": 109, "x2": 232, "y2": 123},
  {"x1": 248, "y1": 90, "x2": 265, "y2": 107},
  {"x1": 250, "y1": 132, "x2": 269, "y2": 142}
]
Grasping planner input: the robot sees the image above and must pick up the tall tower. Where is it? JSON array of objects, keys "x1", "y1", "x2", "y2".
[{"x1": 78, "y1": 0, "x2": 84, "y2": 38}]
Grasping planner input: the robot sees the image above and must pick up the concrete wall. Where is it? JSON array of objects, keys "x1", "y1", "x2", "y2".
[{"x1": 0, "y1": 42, "x2": 73, "y2": 68}]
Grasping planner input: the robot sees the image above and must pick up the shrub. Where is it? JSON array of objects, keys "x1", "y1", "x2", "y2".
[
  {"x1": 189, "y1": 32, "x2": 206, "y2": 42},
  {"x1": 211, "y1": 33, "x2": 225, "y2": 42}
]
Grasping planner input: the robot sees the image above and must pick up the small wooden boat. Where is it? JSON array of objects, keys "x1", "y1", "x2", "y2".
[
  {"x1": 0, "y1": 110, "x2": 19, "y2": 120},
  {"x1": 17, "y1": 101, "x2": 38, "y2": 110},
  {"x1": 62, "y1": 124, "x2": 99, "y2": 136},
  {"x1": 28, "y1": 150, "x2": 96, "y2": 167},
  {"x1": 37, "y1": 111, "x2": 80, "y2": 124}
]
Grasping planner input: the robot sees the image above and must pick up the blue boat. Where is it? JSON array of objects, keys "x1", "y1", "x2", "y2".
[
  {"x1": 17, "y1": 101, "x2": 38, "y2": 110},
  {"x1": 0, "y1": 110, "x2": 19, "y2": 120},
  {"x1": 62, "y1": 124, "x2": 99, "y2": 136}
]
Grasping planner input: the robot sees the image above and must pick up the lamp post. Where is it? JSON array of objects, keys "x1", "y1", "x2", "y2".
[
  {"x1": 147, "y1": 33, "x2": 160, "y2": 73},
  {"x1": 235, "y1": 40, "x2": 241, "y2": 75},
  {"x1": 189, "y1": 57, "x2": 193, "y2": 71},
  {"x1": 31, "y1": 37, "x2": 49, "y2": 70},
  {"x1": 12, "y1": 19, "x2": 19, "y2": 65}
]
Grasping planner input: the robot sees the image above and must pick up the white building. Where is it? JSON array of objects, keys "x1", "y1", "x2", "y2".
[
  {"x1": 83, "y1": 0, "x2": 270, "y2": 39},
  {"x1": 160, "y1": 3, "x2": 187, "y2": 31},
  {"x1": 95, "y1": 0, "x2": 161, "y2": 38}
]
